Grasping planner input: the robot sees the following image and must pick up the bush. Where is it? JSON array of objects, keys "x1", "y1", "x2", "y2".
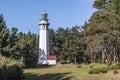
[
  {"x1": 88, "y1": 63, "x2": 120, "y2": 74},
  {"x1": 0, "y1": 56, "x2": 25, "y2": 68},
  {"x1": 89, "y1": 65, "x2": 94, "y2": 68},
  {"x1": 77, "y1": 65, "x2": 82, "y2": 68},
  {"x1": 108, "y1": 63, "x2": 120, "y2": 70},
  {"x1": 0, "y1": 56, "x2": 24, "y2": 80},
  {"x1": 88, "y1": 68, "x2": 100, "y2": 74},
  {"x1": 88, "y1": 67, "x2": 108, "y2": 74},
  {"x1": 99, "y1": 67, "x2": 108, "y2": 73},
  {"x1": 0, "y1": 65, "x2": 24, "y2": 80}
]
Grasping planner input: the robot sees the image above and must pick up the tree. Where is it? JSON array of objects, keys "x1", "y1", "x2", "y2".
[
  {"x1": 94, "y1": 0, "x2": 110, "y2": 10},
  {"x1": 54, "y1": 26, "x2": 87, "y2": 64},
  {"x1": 9, "y1": 27, "x2": 18, "y2": 57},
  {"x1": 0, "y1": 14, "x2": 11, "y2": 57},
  {"x1": 16, "y1": 31, "x2": 38, "y2": 67},
  {"x1": 49, "y1": 28, "x2": 57, "y2": 55},
  {"x1": 82, "y1": 0, "x2": 120, "y2": 64}
]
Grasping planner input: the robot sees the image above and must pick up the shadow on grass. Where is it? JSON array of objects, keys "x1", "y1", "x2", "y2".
[
  {"x1": 37, "y1": 65, "x2": 55, "y2": 68},
  {"x1": 24, "y1": 73, "x2": 38, "y2": 80},
  {"x1": 24, "y1": 72, "x2": 73, "y2": 80},
  {"x1": 25, "y1": 65, "x2": 56, "y2": 69}
]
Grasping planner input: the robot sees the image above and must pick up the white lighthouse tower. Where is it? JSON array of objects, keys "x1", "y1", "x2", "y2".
[{"x1": 38, "y1": 11, "x2": 50, "y2": 65}]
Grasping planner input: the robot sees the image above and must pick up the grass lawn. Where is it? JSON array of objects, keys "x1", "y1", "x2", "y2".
[{"x1": 23, "y1": 64, "x2": 120, "y2": 80}]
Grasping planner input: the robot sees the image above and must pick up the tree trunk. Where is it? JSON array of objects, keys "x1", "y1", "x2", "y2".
[
  {"x1": 113, "y1": 47, "x2": 116, "y2": 63},
  {"x1": 0, "y1": 55, "x2": 2, "y2": 64},
  {"x1": 102, "y1": 49, "x2": 105, "y2": 63},
  {"x1": 90, "y1": 46, "x2": 94, "y2": 63},
  {"x1": 74, "y1": 56, "x2": 77, "y2": 64}
]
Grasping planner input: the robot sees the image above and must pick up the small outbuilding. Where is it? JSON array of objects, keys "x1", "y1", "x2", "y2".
[{"x1": 47, "y1": 55, "x2": 56, "y2": 65}]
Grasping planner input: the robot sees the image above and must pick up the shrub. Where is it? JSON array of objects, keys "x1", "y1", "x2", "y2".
[
  {"x1": 89, "y1": 65, "x2": 94, "y2": 68},
  {"x1": 88, "y1": 68, "x2": 100, "y2": 74},
  {"x1": 0, "y1": 65, "x2": 24, "y2": 80},
  {"x1": 0, "y1": 56, "x2": 24, "y2": 80},
  {"x1": 0, "y1": 56, "x2": 25, "y2": 68},
  {"x1": 99, "y1": 67, "x2": 108, "y2": 73},
  {"x1": 77, "y1": 65, "x2": 82, "y2": 68},
  {"x1": 88, "y1": 67, "x2": 108, "y2": 74},
  {"x1": 108, "y1": 63, "x2": 120, "y2": 70}
]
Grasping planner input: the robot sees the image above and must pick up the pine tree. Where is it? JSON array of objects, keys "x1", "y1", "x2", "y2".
[{"x1": 0, "y1": 14, "x2": 11, "y2": 56}]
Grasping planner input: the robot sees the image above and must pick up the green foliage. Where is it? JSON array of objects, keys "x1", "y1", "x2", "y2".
[
  {"x1": 89, "y1": 63, "x2": 120, "y2": 74},
  {"x1": 83, "y1": 0, "x2": 120, "y2": 64},
  {"x1": 0, "y1": 14, "x2": 10, "y2": 56},
  {"x1": 49, "y1": 28, "x2": 57, "y2": 55},
  {"x1": 0, "y1": 57, "x2": 24, "y2": 80},
  {"x1": 0, "y1": 56, "x2": 24, "y2": 68},
  {"x1": 108, "y1": 63, "x2": 120, "y2": 70},
  {"x1": 54, "y1": 26, "x2": 87, "y2": 64},
  {"x1": 16, "y1": 32, "x2": 38, "y2": 68},
  {"x1": 0, "y1": 14, "x2": 38, "y2": 68},
  {"x1": 0, "y1": 15, "x2": 19, "y2": 57},
  {"x1": 88, "y1": 67, "x2": 108, "y2": 74},
  {"x1": 0, "y1": 65, "x2": 24, "y2": 80},
  {"x1": 111, "y1": 0, "x2": 120, "y2": 16},
  {"x1": 94, "y1": 0, "x2": 109, "y2": 9},
  {"x1": 1, "y1": 0, "x2": 120, "y2": 67}
]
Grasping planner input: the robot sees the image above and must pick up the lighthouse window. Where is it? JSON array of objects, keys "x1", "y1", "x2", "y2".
[
  {"x1": 41, "y1": 25, "x2": 46, "y2": 30},
  {"x1": 43, "y1": 25, "x2": 45, "y2": 28}
]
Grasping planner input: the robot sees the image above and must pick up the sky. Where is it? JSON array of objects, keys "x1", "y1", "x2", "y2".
[{"x1": 0, "y1": 0, "x2": 96, "y2": 34}]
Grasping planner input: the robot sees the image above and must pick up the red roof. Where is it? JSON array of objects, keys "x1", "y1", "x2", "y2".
[{"x1": 47, "y1": 55, "x2": 56, "y2": 60}]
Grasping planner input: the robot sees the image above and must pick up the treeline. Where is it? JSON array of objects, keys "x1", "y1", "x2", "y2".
[
  {"x1": 1, "y1": 0, "x2": 120, "y2": 67},
  {"x1": 0, "y1": 15, "x2": 38, "y2": 67},
  {"x1": 49, "y1": 26, "x2": 87, "y2": 64},
  {"x1": 51, "y1": 0, "x2": 120, "y2": 65},
  {"x1": 84, "y1": 0, "x2": 120, "y2": 64},
  {"x1": 0, "y1": 14, "x2": 87, "y2": 66}
]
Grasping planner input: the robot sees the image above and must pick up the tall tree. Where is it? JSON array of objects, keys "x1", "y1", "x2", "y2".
[
  {"x1": 82, "y1": 0, "x2": 120, "y2": 64},
  {"x1": 0, "y1": 14, "x2": 11, "y2": 57},
  {"x1": 49, "y1": 28, "x2": 57, "y2": 55}
]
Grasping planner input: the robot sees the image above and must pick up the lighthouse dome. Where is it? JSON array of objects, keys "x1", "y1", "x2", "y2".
[{"x1": 41, "y1": 11, "x2": 48, "y2": 20}]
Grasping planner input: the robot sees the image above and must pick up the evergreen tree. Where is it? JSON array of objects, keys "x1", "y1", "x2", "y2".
[
  {"x1": 49, "y1": 28, "x2": 57, "y2": 55},
  {"x1": 0, "y1": 15, "x2": 11, "y2": 56}
]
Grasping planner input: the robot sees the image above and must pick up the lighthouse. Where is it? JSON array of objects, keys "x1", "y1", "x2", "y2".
[
  {"x1": 38, "y1": 11, "x2": 50, "y2": 65},
  {"x1": 38, "y1": 11, "x2": 56, "y2": 65}
]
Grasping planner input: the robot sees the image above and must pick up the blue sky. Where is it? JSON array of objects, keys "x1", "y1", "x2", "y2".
[{"x1": 0, "y1": 0, "x2": 96, "y2": 34}]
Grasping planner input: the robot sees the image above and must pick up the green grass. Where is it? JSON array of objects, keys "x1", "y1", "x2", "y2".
[{"x1": 23, "y1": 64, "x2": 120, "y2": 80}]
